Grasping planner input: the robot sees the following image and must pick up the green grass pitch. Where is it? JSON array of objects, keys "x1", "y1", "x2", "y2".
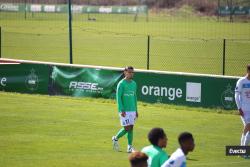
[{"x1": 0, "y1": 92, "x2": 249, "y2": 167}]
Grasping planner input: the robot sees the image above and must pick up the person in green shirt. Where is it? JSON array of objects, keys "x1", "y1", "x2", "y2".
[
  {"x1": 112, "y1": 66, "x2": 138, "y2": 153},
  {"x1": 142, "y1": 128, "x2": 169, "y2": 167}
]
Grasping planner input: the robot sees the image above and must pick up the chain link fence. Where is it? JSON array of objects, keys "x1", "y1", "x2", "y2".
[{"x1": 0, "y1": 0, "x2": 250, "y2": 76}]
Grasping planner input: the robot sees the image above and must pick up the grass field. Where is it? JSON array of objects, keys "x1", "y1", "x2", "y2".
[
  {"x1": 0, "y1": 91, "x2": 249, "y2": 167},
  {"x1": 1, "y1": 10, "x2": 250, "y2": 76}
]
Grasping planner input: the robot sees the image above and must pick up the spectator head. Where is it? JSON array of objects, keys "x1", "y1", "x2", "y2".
[
  {"x1": 129, "y1": 151, "x2": 148, "y2": 167},
  {"x1": 178, "y1": 132, "x2": 195, "y2": 154},
  {"x1": 148, "y1": 127, "x2": 167, "y2": 148}
]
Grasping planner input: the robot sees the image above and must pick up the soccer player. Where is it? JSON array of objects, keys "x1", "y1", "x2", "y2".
[
  {"x1": 141, "y1": 127, "x2": 169, "y2": 167},
  {"x1": 235, "y1": 64, "x2": 250, "y2": 146},
  {"x1": 129, "y1": 151, "x2": 148, "y2": 167},
  {"x1": 112, "y1": 66, "x2": 138, "y2": 153},
  {"x1": 161, "y1": 132, "x2": 195, "y2": 167}
]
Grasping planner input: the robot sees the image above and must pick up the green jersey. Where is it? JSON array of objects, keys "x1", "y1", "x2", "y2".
[
  {"x1": 141, "y1": 145, "x2": 169, "y2": 167},
  {"x1": 116, "y1": 78, "x2": 137, "y2": 112}
]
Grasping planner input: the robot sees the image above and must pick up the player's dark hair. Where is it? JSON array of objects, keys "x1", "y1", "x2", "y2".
[
  {"x1": 148, "y1": 128, "x2": 166, "y2": 146},
  {"x1": 178, "y1": 132, "x2": 193, "y2": 145},
  {"x1": 124, "y1": 66, "x2": 134, "y2": 71},
  {"x1": 247, "y1": 64, "x2": 250, "y2": 71},
  {"x1": 129, "y1": 151, "x2": 148, "y2": 167}
]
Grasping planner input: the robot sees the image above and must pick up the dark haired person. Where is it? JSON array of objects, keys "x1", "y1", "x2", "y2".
[
  {"x1": 161, "y1": 132, "x2": 195, "y2": 167},
  {"x1": 129, "y1": 151, "x2": 148, "y2": 167},
  {"x1": 112, "y1": 66, "x2": 138, "y2": 153},
  {"x1": 235, "y1": 64, "x2": 250, "y2": 146},
  {"x1": 142, "y1": 128, "x2": 169, "y2": 167}
]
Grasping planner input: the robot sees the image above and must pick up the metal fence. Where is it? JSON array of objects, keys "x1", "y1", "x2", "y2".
[
  {"x1": 1, "y1": 29, "x2": 249, "y2": 76},
  {"x1": 0, "y1": 0, "x2": 249, "y2": 76}
]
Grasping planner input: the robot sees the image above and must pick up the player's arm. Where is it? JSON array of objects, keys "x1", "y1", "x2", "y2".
[
  {"x1": 235, "y1": 80, "x2": 243, "y2": 116},
  {"x1": 116, "y1": 82, "x2": 124, "y2": 114}
]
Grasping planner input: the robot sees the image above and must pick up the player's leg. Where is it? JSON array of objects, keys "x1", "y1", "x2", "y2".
[
  {"x1": 239, "y1": 116, "x2": 250, "y2": 158},
  {"x1": 126, "y1": 112, "x2": 136, "y2": 153},
  {"x1": 241, "y1": 123, "x2": 250, "y2": 158},
  {"x1": 112, "y1": 127, "x2": 127, "y2": 151},
  {"x1": 115, "y1": 112, "x2": 130, "y2": 139},
  {"x1": 115, "y1": 127, "x2": 127, "y2": 139},
  {"x1": 241, "y1": 131, "x2": 245, "y2": 146},
  {"x1": 243, "y1": 123, "x2": 250, "y2": 146},
  {"x1": 240, "y1": 116, "x2": 246, "y2": 145},
  {"x1": 126, "y1": 125, "x2": 133, "y2": 146},
  {"x1": 112, "y1": 113, "x2": 130, "y2": 151},
  {"x1": 125, "y1": 125, "x2": 135, "y2": 153}
]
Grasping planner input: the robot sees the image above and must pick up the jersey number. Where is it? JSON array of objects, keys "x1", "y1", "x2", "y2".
[{"x1": 125, "y1": 119, "x2": 129, "y2": 124}]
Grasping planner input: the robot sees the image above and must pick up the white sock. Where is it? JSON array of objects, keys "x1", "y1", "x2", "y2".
[
  {"x1": 241, "y1": 133, "x2": 245, "y2": 146},
  {"x1": 244, "y1": 131, "x2": 250, "y2": 146}
]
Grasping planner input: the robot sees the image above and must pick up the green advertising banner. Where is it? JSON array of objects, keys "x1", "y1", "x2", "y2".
[
  {"x1": 81, "y1": 5, "x2": 148, "y2": 14},
  {"x1": 0, "y1": 63, "x2": 49, "y2": 94},
  {"x1": 0, "y1": 59, "x2": 240, "y2": 110},
  {"x1": 50, "y1": 66, "x2": 239, "y2": 109},
  {"x1": 0, "y1": 3, "x2": 148, "y2": 14},
  {"x1": 0, "y1": 3, "x2": 24, "y2": 12},
  {"x1": 134, "y1": 72, "x2": 239, "y2": 110},
  {"x1": 218, "y1": 6, "x2": 250, "y2": 15},
  {"x1": 50, "y1": 66, "x2": 123, "y2": 98}
]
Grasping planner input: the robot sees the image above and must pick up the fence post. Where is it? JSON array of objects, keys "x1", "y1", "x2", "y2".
[
  {"x1": 217, "y1": 0, "x2": 220, "y2": 21},
  {"x1": 87, "y1": 0, "x2": 90, "y2": 20},
  {"x1": 0, "y1": 27, "x2": 2, "y2": 58},
  {"x1": 222, "y1": 39, "x2": 226, "y2": 75},
  {"x1": 147, "y1": 35, "x2": 150, "y2": 70},
  {"x1": 24, "y1": 0, "x2": 27, "y2": 20},
  {"x1": 229, "y1": 0, "x2": 233, "y2": 22},
  {"x1": 68, "y1": 0, "x2": 73, "y2": 64}
]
